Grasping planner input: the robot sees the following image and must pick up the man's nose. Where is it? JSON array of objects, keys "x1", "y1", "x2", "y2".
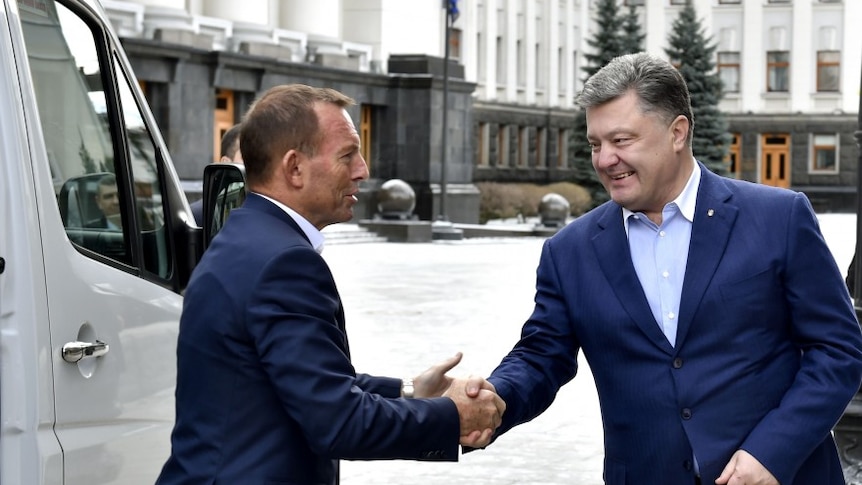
[
  {"x1": 593, "y1": 144, "x2": 619, "y2": 169},
  {"x1": 353, "y1": 155, "x2": 370, "y2": 181}
]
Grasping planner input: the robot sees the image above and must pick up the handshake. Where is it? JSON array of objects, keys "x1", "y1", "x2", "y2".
[{"x1": 410, "y1": 352, "x2": 506, "y2": 448}]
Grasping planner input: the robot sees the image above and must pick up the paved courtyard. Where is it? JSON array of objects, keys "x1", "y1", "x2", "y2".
[{"x1": 322, "y1": 213, "x2": 857, "y2": 485}]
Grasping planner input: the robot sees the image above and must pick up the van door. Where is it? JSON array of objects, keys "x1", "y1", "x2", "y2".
[{"x1": 15, "y1": 0, "x2": 179, "y2": 482}]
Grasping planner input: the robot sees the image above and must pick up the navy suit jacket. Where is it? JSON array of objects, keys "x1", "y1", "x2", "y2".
[
  {"x1": 488, "y1": 165, "x2": 862, "y2": 484},
  {"x1": 157, "y1": 194, "x2": 460, "y2": 485}
]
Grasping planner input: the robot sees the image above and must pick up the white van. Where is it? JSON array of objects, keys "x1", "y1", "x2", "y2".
[{"x1": 0, "y1": 0, "x2": 230, "y2": 483}]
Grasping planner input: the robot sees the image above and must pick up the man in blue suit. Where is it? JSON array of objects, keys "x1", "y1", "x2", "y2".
[
  {"x1": 479, "y1": 53, "x2": 862, "y2": 484},
  {"x1": 157, "y1": 84, "x2": 504, "y2": 485}
]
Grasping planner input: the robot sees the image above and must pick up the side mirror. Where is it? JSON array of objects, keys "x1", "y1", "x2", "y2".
[{"x1": 201, "y1": 163, "x2": 246, "y2": 251}]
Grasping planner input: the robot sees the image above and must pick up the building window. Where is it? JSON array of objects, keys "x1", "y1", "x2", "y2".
[
  {"x1": 717, "y1": 52, "x2": 740, "y2": 93},
  {"x1": 536, "y1": 127, "x2": 547, "y2": 168},
  {"x1": 726, "y1": 133, "x2": 741, "y2": 178},
  {"x1": 816, "y1": 51, "x2": 840, "y2": 92},
  {"x1": 496, "y1": 36, "x2": 506, "y2": 84},
  {"x1": 625, "y1": 0, "x2": 644, "y2": 5},
  {"x1": 557, "y1": 46, "x2": 565, "y2": 92},
  {"x1": 811, "y1": 134, "x2": 837, "y2": 172},
  {"x1": 477, "y1": 33, "x2": 486, "y2": 84},
  {"x1": 718, "y1": 0, "x2": 741, "y2": 3},
  {"x1": 449, "y1": 28, "x2": 462, "y2": 61},
  {"x1": 214, "y1": 89, "x2": 235, "y2": 162},
  {"x1": 497, "y1": 124, "x2": 510, "y2": 167},
  {"x1": 535, "y1": 43, "x2": 544, "y2": 89},
  {"x1": 669, "y1": 0, "x2": 686, "y2": 4},
  {"x1": 767, "y1": 51, "x2": 790, "y2": 92},
  {"x1": 767, "y1": 0, "x2": 791, "y2": 3},
  {"x1": 517, "y1": 40, "x2": 525, "y2": 87},
  {"x1": 477, "y1": 123, "x2": 490, "y2": 167},
  {"x1": 360, "y1": 105, "x2": 372, "y2": 173},
  {"x1": 557, "y1": 129, "x2": 568, "y2": 168},
  {"x1": 572, "y1": 50, "x2": 579, "y2": 97},
  {"x1": 517, "y1": 126, "x2": 529, "y2": 167}
]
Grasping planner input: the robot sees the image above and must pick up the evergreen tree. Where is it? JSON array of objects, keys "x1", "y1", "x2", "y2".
[
  {"x1": 571, "y1": 0, "x2": 645, "y2": 208},
  {"x1": 665, "y1": 0, "x2": 730, "y2": 175},
  {"x1": 620, "y1": 5, "x2": 646, "y2": 55},
  {"x1": 582, "y1": 0, "x2": 624, "y2": 79}
]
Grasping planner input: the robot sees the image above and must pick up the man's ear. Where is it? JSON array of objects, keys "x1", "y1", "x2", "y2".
[
  {"x1": 670, "y1": 115, "x2": 690, "y2": 150},
  {"x1": 281, "y1": 149, "x2": 304, "y2": 188}
]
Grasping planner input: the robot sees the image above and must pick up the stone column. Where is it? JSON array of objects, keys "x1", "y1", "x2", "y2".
[
  {"x1": 278, "y1": 0, "x2": 340, "y2": 38},
  {"x1": 203, "y1": 0, "x2": 269, "y2": 26}
]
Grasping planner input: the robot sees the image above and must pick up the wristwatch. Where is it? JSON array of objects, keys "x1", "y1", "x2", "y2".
[{"x1": 401, "y1": 378, "x2": 415, "y2": 398}]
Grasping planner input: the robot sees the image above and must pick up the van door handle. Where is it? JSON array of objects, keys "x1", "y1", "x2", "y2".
[{"x1": 62, "y1": 340, "x2": 110, "y2": 363}]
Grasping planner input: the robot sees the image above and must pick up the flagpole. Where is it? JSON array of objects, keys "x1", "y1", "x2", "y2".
[
  {"x1": 438, "y1": 2, "x2": 452, "y2": 222},
  {"x1": 431, "y1": 0, "x2": 463, "y2": 239}
]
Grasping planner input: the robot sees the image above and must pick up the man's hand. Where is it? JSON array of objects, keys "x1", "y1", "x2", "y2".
[
  {"x1": 443, "y1": 377, "x2": 505, "y2": 448},
  {"x1": 412, "y1": 352, "x2": 463, "y2": 398},
  {"x1": 715, "y1": 449, "x2": 778, "y2": 485}
]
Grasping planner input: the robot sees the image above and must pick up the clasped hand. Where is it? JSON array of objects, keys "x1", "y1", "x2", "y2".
[{"x1": 413, "y1": 352, "x2": 506, "y2": 448}]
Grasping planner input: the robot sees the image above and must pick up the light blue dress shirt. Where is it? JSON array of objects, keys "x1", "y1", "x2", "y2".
[{"x1": 623, "y1": 161, "x2": 700, "y2": 348}]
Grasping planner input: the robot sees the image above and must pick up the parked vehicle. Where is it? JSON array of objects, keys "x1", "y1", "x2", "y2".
[{"x1": 0, "y1": 0, "x2": 224, "y2": 483}]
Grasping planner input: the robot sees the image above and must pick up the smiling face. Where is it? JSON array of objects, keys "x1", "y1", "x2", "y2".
[
  {"x1": 586, "y1": 90, "x2": 693, "y2": 223},
  {"x1": 295, "y1": 103, "x2": 369, "y2": 229}
]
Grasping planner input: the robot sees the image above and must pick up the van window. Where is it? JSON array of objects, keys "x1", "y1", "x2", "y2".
[
  {"x1": 115, "y1": 60, "x2": 172, "y2": 279},
  {"x1": 19, "y1": 0, "x2": 171, "y2": 279}
]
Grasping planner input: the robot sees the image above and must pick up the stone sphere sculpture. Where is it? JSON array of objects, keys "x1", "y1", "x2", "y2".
[
  {"x1": 538, "y1": 192, "x2": 570, "y2": 228},
  {"x1": 377, "y1": 179, "x2": 416, "y2": 219}
]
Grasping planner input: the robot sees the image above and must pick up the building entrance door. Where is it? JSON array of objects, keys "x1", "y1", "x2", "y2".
[{"x1": 761, "y1": 134, "x2": 790, "y2": 188}]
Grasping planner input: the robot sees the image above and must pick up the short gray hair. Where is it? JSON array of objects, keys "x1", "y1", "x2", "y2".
[{"x1": 577, "y1": 52, "x2": 694, "y2": 145}]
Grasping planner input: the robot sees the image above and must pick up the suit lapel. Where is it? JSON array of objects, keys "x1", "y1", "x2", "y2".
[
  {"x1": 675, "y1": 167, "x2": 737, "y2": 349},
  {"x1": 242, "y1": 193, "x2": 313, "y2": 246},
  {"x1": 593, "y1": 204, "x2": 675, "y2": 355},
  {"x1": 243, "y1": 193, "x2": 351, "y2": 353}
]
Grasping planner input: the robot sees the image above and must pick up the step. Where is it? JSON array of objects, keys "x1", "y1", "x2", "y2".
[{"x1": 322, "y1": 224, "x2": 388, "y2": 244}]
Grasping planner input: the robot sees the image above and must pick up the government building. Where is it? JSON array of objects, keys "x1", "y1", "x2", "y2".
[{"x1": 102, "y1": 0, "x2": 861, "y2": 221}]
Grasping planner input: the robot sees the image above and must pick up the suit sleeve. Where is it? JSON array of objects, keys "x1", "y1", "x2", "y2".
[
  {"x1": 247, "y1": 245, "x2": 460, "y2": 460},
  {"x1": 355, "y1": 374, "x2": 402, "y2": 398},
  {"x1": 740, "y1": 193, "x2": 862, "y2": 483},
  {"x1": 488, "y1": 238, "x2": 581, "y2": 439}
]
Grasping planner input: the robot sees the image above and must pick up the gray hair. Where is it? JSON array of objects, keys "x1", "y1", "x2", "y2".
[{"x1": 577, "y1": 52, "x2": 694, "y2": 145}]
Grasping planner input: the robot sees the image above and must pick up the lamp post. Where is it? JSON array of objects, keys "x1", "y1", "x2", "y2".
[{"x1": 432, "y1": 0, "x2": 463, "y2": 240}]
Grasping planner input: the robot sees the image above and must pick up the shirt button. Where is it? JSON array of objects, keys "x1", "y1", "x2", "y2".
[
  {"x1": 673, "y1": 358, "x2": 683, "y2": 369},
  {"x1": 682, "y1": 408, "x2": 692, "y2": 420},
  {"x1": 668, "y1": 312, "x2": 676, "y2": 320},
  {"x1": 662, "y1": 271, "x2": 669, "y2": 278},
  {"x1": 659, "y1": 230, "x2": 666, "y2": 237}
]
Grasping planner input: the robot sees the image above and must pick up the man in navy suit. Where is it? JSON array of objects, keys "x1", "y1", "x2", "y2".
[
  {"x1": 476, "y1": 53, "x2": 862, "y2": 484},
  {"x1": 157, "y1": 84, "x2": 504, "y2": 485}
]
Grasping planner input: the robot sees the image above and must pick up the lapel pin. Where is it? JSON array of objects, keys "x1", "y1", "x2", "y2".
[{"x1": 707, "y1": 209, "x2": 715, "y2": 217}]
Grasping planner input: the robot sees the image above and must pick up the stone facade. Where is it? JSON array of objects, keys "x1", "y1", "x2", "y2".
[{"x1": 123, "y1": 41, "x2": 480, "y2": 222}]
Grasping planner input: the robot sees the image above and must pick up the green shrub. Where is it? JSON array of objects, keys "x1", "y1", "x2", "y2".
[{"x1": 476, "y1": 182, "x2": 593, "y2": 224}]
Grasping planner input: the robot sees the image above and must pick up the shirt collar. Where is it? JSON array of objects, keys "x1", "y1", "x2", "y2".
[
  {"x1": 622, "y1": 159, "x2": 701, "y2": 232},
  {"x1": 254, "y1": 193, "x2": 325, "y2": 253}
]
